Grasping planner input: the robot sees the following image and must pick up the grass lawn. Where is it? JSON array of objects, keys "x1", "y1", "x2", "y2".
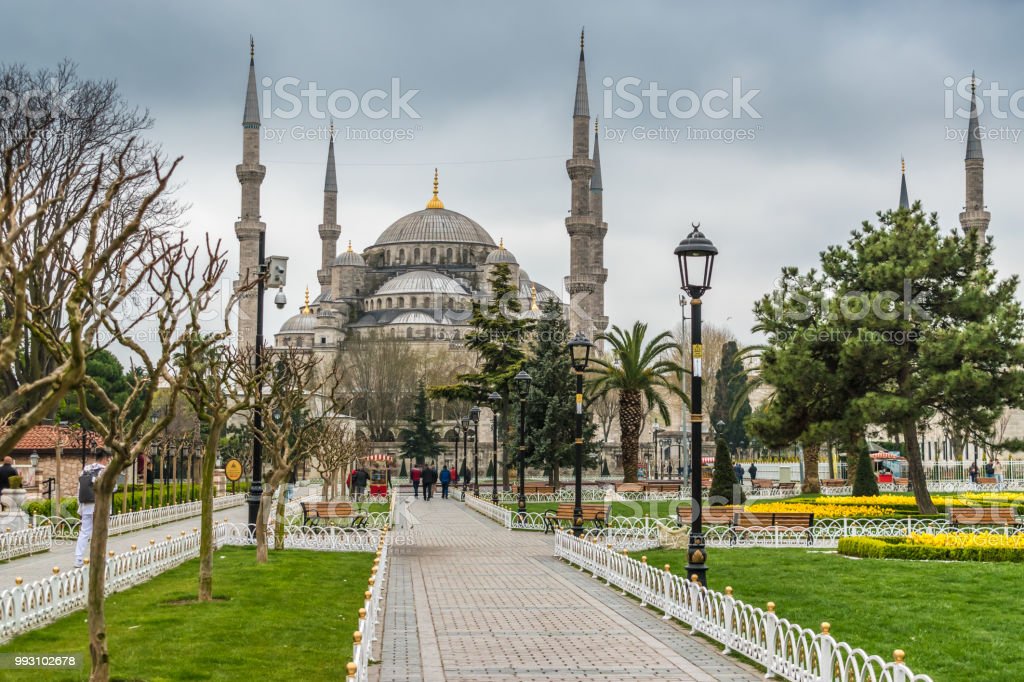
[
  {"x1": 631, "y1": 547, "x2": 1023, "y2": 681},
  {"x1": 504, "y1": 500, "x2": 690, "y2": 518},
  {"x1": 0, "y1": 546, "x2": 373, "y2": 681}
]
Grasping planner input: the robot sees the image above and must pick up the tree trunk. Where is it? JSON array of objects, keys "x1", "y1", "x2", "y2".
[
  {"x1": 845, "y1": 430, "x2": 864, "y2": 482},
  {"x1": 902, "y1": 421, "x2": 937, "y2": 514},
  {"x1": 255, "y1": 485, "x2": 272, "y2": 564},
  {"x1": 172, "y1": 445, "x2": 178, "y2": 503},
  {"x1": 158, "y1": 443, "x2": 165, "y2": 508},
  {"x1": 274, "y1": 481, "x2": 286, "y2": 550},
  {"x1": 801, "y1": 441, "x2": 821, "y2": 494},
  {"x1": 86, "y1": 456, "x2": 125, "y2": 682},
  {"x1": 198, "y1": 418, "x2": 225, "y2": 602},
  {"x1": 619, "y1": 390, "x2": 642, "y2": 483}
]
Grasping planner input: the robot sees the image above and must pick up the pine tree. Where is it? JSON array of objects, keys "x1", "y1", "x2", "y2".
[
  {"x1": 709, "y1": 437, "x2": 745, "y2": 505},
  {"x1": 511, "y1": 297, "x2": 598, "y2": 488},
  {"x1": 852, "y1": 445, "x2": 879, "y2": 496},
  {"x1": 399, "y1": 381, "x2": 443, "y2": 465},
  {"x1": 710, "y1": 341, "x2": 752, "y2": 448}
]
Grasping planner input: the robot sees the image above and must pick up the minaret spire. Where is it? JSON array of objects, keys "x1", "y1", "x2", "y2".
[
  {"x1": 426, "y1": 168, "x2": 444, "y2": 209},
  {"x1": 959, "y1": 70, "x2": 991, "y2": 242},
  {"x1": 234, "y1": 38, "x2": 267, "y2": 347},
  {"x1": 318, "y1": 124, "x2": 341, "y2": 296},
  {"x1": 898, "y1": 156, "x2": 909, "y2": 210},
  {"x1": 574, "y1": 28, "x2": 589, "y2": 118},
  {"x1": 590, "y1": 118, "x2": 603, "y2": 192}
]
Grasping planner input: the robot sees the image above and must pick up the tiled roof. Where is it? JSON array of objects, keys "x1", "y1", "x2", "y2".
[{"x1": 4, "y1": 425, "x2": 105, "y2": 451}]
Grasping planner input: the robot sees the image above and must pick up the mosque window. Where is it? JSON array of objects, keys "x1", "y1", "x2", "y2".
[
  {"x1": 387, "y1": 297, "x2": 393, "y2": 308},
  {"x1": 397, "y1": 296, "x2": 404, "y2": 308},
  {"x1": 398, "y1": 249, "x2": 405, "y2": 264},
  {"x1": 413, "y1": 247, "x2": 420, "y2": 262},
  {"x1": 321, "y1": 337, "x2": 326, "y2": 345},
  {"x1": 406, "y1": 327, "x2": 413, "y2": 339},
  {"x1": 430, "y1": 247, "x2": 437, "y2": 263},
  {"x1": 409, "y1": 296, "x2": 417, "y2": 308},
  {"x1": 385, "y1": 250, "x2": 391, "y2": 266},
  {"x1": 446, "y1": 247, "x2": 453, "y2": 263}
]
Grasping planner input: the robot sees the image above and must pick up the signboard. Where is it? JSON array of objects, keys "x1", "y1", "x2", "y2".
[{"x1": 224, "y1": 458, "x2": 243, "y2": 482}]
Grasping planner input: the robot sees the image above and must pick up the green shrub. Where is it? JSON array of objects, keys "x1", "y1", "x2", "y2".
[
  {"x1": 838, "y1": 536, "x2": 1024, "y2": 563},
  {"x1": 7, "y1": 475, "x2": 22, "y2": 489},
  {"x1": 709, "y1": 437, "x2": 745, "y2": 505},
  {"x1": 852, "y1": 445, "x2": 879, "y2": 497}
]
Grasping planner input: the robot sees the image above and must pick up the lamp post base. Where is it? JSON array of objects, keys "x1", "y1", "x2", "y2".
[
  {"x1": 517, "y1": 497, "x2": 527, "y2": 523},
  {"x1": 686, "y1": 533, "x2": 708, "y2": 587}
]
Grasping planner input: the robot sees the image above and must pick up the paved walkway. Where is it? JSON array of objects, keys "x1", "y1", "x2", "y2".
[{"x1": 379, "y1": 496, "x2": 759, "y2": 682}]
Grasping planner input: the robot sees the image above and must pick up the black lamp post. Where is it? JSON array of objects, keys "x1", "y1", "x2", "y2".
[
  {"x1": 653, "y1": 423, "x2": 663, "y2": 479},
  {"x1": 470, "y1": 406, "x2": 481, "y2": 496},
  {"x1": 567, "y1": 332, "x2": 593, "y2": 536},
  {"x1": 460, "y1": 417, "x2": 471, "y2": 489},
  {"x1": 453, "y1": 421, "x2": 461, "y2": 488},
  {"x1": 488, "y1": 391, "x2": 501, "y2": 505},
  {"x1": 514, "y1": 369, "x2": 532, "y2": 521},
  {"x1": 675, "y1": 221, "x2": 718, "y2": 587}
]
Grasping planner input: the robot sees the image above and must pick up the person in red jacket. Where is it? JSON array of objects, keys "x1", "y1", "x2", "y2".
[{"x1": 411, "y1": 465, "x2": 422, "y2": 498}]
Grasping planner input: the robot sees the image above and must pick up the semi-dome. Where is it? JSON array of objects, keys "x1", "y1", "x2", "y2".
[
  {"x1": 390, "y1": 311, "x2": 452, "y2": 325},
  {"x1": 374, "y1": 208, "x2": 495, "y2": 247},
  {"x1": 485, "y1": 239, "x2": 518, "y2": 265},
  {"x1": 374, "y1": 270, "x2": 469, "y2": 296},
  {"x1": 332, "y1": 241, "x2": 366, "y2": 266}
]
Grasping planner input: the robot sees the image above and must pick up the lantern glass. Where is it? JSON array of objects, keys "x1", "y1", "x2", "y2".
[
  {"x1": 566, "y1": 332, "x2": 594, "y2": 372},
  {"x1": 674, "y1": 223, "x2": 718, "y2": 297},
  {"x1": 469, "y1": 406, "x2": 480, "y2": 423},
  {"x1": 514, "y1": 370, "x2": 532, "y2": 398}
]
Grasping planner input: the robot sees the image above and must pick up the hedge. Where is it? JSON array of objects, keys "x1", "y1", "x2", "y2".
[{"x1": 838, "y1": 536, "x2": 1024, "y2": 563}]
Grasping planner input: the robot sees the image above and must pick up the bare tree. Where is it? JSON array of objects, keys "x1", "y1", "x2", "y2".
[
  {"x1": 338, "y1": 332, "x2": 418, "y2": 440},
  {"x1": 589, "y1": 387, "x2": 620, "y2": 444},
  {"x1": 310, "y1": 420, "x2": 369, "y2": 500},
  {"x1": 672, "y1": 321, "x2": 735, "y2": 423},
  {"x1": 251, "y1": 349, "x2": 343, "y2": 563}
]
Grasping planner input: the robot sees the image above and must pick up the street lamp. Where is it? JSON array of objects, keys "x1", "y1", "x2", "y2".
[
  {"x1": 460, "y1": 416, "x2": 471, "y2": 490},
  {"x1": 452, "y1": 422, "x2": 460, "y2": 487},
  {"x1": 567, "y1": 332, "x2": 593, "y2": 536},
  {"x1": 653, "y1": 423, "x2": 663, "y2": 479},
  {"x1": 514, "y1": 369, "x2": 532, "y2": 520},
  {"x1": 470, "y1": 406, "x2": 481, "y2": 496},
  {"x1": 675, "y1": 221, "x2": 718, "y2": 588},
  {"x1": 488, "y1": 391, "x2": 502, "y2": 505}
]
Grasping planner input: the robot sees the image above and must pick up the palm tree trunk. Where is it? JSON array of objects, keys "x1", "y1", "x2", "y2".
[
  {"x1": 801, "y1": 441, "x2": 821, "y2": 493},
  {"x1": 619, "y1": 390, "x2": 642, "y2": 483}
]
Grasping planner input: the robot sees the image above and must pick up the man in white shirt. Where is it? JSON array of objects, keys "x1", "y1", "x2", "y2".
[{"x1": 75, "y1": 450, "x2": 113, "y2": 568}]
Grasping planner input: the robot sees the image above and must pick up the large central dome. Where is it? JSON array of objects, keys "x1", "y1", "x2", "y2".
[{"x1": 374, "y1": 207, "x2": 496, "y2": 247}]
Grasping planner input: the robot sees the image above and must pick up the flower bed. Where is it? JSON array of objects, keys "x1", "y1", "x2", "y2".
[
  {"x1": 752, "y1": 501, "x2": 897, "y2": 518},
  {"x1": 839, "y1": 533, "x2": 1024, "y2": 562}
]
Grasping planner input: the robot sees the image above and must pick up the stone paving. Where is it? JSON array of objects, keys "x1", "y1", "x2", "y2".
[{"x1": 378, "y1": 494, "x2": 759, "y2": 681}]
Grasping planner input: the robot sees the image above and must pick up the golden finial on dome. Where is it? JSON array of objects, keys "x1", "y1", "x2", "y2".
[
  {"x1": 347, "y1": 240, "x2": 353, "y2": 253},
  {"x1": 426, "y1": 168, "x2": 444, "y2": 209},
  {"x1": 530, "y1": 284, "x2": 539, "y2": 312},
  {"x1": 499, "y1": 237, "x2": 505, "y2": 250},
  {"x1": 302, "y1": 286, "x2": 311, "y2": 314}
]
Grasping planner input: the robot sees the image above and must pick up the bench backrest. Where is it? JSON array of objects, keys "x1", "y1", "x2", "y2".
[
  {"x1": 302, "y1": 501, "x2": 356, "y2": 517},
  {"x1": 751, "y1": 479, "x2": 774, "y2": 488},
  {"x1": 950, "y1": 507, "x2": 1016, "y2": 524},
  {"x1": 821, "y1": 479, "x2": 847, "y2": 487},
  {"x1": 645, "y1": 482, "x2": 681, "y2": 492},
  {"x1": 735, "y1": 511, "x2": 814, "y2": 528},
  {"x1": 976, "y1": 477, "x2": 997, "y2": 485},
  {"x1": 554, "y1": 503, "x2": 610, "y2": 519},
  {"x1": 616, "y1": 483, "x2": 645, "y2": 493},
  {"x1": 679, "y1": 505, "x2": 737, "y2": 525}
]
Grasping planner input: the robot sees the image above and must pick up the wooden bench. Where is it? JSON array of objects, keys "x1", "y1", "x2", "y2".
[
  {"x1": 543, "y1": 503, "x2": 610, "y2": 534},
  {"x1": 644, "y1": 481, "x2": 682, "y2": 493},
  {"x1": 615, "y1": 483, "x2": 645, "y2": 493},
  {"x1": 776, "y1": 482, "x2": 798, "y2": 495},
  {"x1": 678, "y1": 505, "x2": 738, "y2": 526},
  {"x1": 893, "y1": 477, "x2": 909, "y2": 488},
  {"x1": 820, "y1": 479, "x2": 847, "y2": 487},
  {"x1": 976, "y1": 477, "x2": 997, "y2": 486},
  {"x1": 734, "y1": 511, "x2": 815, "y2": 544},
  {"x1": 300, "y1": 501, "x2": 368, "y2": 528},
  {"x1": 751, "y1": 479, "x2": 775, "y2": 490},
  {"x1": 512, "y1": 484, "x2": 556, "y2": 495},
  {"x1": 949, "y1": 507, "x2": 1020, "y2": 527}
]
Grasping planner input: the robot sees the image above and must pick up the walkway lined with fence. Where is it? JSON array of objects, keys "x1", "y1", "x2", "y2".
[{"x1": 379, "y1": 494, "x2": 759, "y2": 681}]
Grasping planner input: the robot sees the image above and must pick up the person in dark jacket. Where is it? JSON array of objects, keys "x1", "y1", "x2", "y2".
[
  {"x1": 439, "y1": 466, "x2": 452, "y2": 499},
  {"x1": 748, "y1": 463, "x2": 758, "y2": 481},
  {"x1": 733, "y1": 462, "x2": 744, "y2": 483},
  {"x1": 421, "y1": 465, "x2": 437, "y2": 501},
  {"x1": 0, "y1": 456, "x2": 18, "y2": 494},
  {"x1": 411, "y1": 465, "x2": 422, "y2": 498},
  {"x1": 353, "y1": 468, "x2": 369, "y2": 499}
]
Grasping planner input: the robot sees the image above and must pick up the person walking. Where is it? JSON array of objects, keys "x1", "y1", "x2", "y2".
[
  {"x1": 748, "y1": 463, "x2": 758, "y2": 481},
  {"x1": 994, "y1": 458, "x2": 1004, "y2": 490},
  {"x1": 439, "y1": 465, "x2": 452, "y2": 499},
  {"x1": 422, "y1": 465, "x2": 437, "y2": 501},
  {"x1": 733, "y1": 462, "x2": 744, "y2": 484},
  {"x1": 968, "y1": 460, "x2": 978, "y2": 483},
  {"x1": 75, "y1": 450, "x2": 112, "y2": 568},
  {"x1": 0, "y1": 456, "x2": 18, "y2": 498},
  {"x1": 411, "y1": 464, "x2": 422, "y2": 498},
  {"x1": 353, "y1": 467, "x2": 369, "y2": 499}
]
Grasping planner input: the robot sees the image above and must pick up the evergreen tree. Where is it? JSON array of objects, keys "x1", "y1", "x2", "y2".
[
  {"x1": 511, "y1": 298, "x2": 598, "y2": 488},
  {"x1": 710, "y1": 341, "x2": 752, "y2": 448},
  {"x1": 851, "y1": 444, "x2": 879, "y2": 496},
  {"x1": 600, "y1": 458, "x2": 610, "y2": 477},
  {"x1": 399, "y1": 381, "x2": 443, "y2": 465},
  {"x1": 709, "y1": 437, "x2": 745, "y2": 505}
]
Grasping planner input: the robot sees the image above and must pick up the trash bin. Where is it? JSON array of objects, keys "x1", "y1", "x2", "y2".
[{"x1": 778, "y1": 465, "x2": 792, "y2": 484}]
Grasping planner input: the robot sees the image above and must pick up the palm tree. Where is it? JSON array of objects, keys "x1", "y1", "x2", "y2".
[{"x1": 589, "y1": 322, "x2": 685, "y2": 482}]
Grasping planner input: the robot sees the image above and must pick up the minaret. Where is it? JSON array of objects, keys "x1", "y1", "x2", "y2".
[
  {"x1": 565, "y1": 29, "x2": 596, "y2": 338},
  {"x1": 234, "y1": 37, "x2": 266, "y2": 348},
  {"x1": 898, "y1": 157, "x2": 909, "y2": 210},
  {"x1": 589, "y1": 118, "x2": 608, "y2": 339},
  {"x1": 959, "y1": 72, "x2": 991, "y2": 242},
  {"x1": 318, "y1": 123, "x2": 341, "y2": 298}
]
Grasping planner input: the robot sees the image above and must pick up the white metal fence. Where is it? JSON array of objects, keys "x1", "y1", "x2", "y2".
[
  {"x1": 554, "y1": 531, "x2": 934, "y2": 682},
  {"x1": 346, "y1": 528, "x2": 390, "y2": 682},
  {"x1": 0, "y1": 527, "x2": 52, "y2": 561}
]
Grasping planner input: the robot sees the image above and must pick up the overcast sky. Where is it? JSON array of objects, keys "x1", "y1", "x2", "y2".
[{"x1": 6, "y1": 0, "x2": 1024, "y2": 344}]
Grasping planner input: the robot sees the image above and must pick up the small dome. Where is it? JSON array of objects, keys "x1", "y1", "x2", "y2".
[
  {"x1": 279, "y1": 312, "x2": 316, "y2": 333},
  {"x1": 485, "y1": 239, "x2": 518, "y2": 265},
  {"x1": 374, "y1": 270, "x2": 469, "y2": 296},
  {"x1": 332, "y1": 241, "x2": 366, "y2": 267}
]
